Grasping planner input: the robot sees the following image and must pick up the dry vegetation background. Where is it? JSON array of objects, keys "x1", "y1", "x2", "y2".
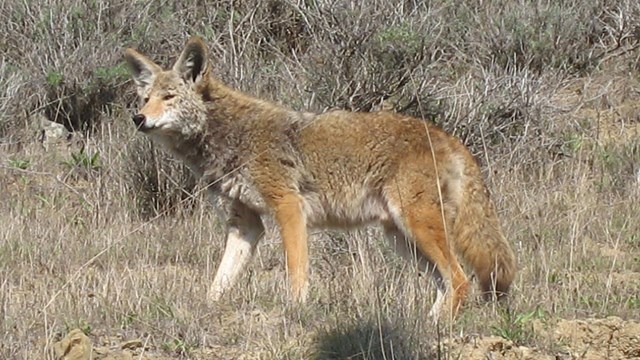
[{"x1": 2, "y1": 0, "x2": 640, "y2": 359}]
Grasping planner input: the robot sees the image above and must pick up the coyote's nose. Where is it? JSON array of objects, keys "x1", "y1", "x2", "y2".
[{"x1": 132, "y1": 114, "x2": 146, "y2": 128}]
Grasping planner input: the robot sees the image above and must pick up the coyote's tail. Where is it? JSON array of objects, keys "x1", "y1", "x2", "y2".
[{"x1": 451, "y1": 179, "x2": 517, "y2": 300}]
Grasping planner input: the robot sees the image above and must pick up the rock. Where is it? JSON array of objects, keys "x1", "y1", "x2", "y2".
[
  {"x1": 120, "y1": 339, "x2": 143, "y2": 350},
  {"x1": 52, "y1": 329, "x2": 92, "y2": 360},
  {"x1": 38, "y1": 113, "x2": 70, "y2": 145}
]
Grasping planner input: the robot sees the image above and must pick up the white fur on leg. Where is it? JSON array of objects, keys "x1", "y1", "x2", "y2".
[
  {"x1": 288, "y1": 270, "x2": 310, "y2": 303},
  {"x1": 428, "y1": 287, "x2": 446, "y2": 322},
  {"x1": 208, "y1": 219, "x2": 263, "y2": 302}
]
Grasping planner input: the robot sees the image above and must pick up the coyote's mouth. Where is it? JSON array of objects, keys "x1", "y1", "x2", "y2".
[{"x1": 136, "y1": 123, "x2": 155, "y2": 133}]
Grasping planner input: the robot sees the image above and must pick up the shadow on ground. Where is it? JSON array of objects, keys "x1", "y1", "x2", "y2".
[{"x1": 313, "y1": 318, "x2": 433, "y2": 360}]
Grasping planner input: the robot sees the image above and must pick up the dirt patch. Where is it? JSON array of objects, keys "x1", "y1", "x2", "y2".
[
  {"x1": 52, "y1": 317, "x2": 640, "y2": 359},
  {"x1": 52, "y1": 329, "x2": 161, "y2": 360},
  {"x1": 52, "y1": 328, "x2": 261, "y2": 360},
  {"x1": 609, "y1": 271, "x2": 640, "y2": 289},
  {"x1": 551, "y1": 74, "x2": 640, "y2": 145},
  {"x1": 554, "y1": 317, "x2": 640, "y2": 360},
  {"x1": 442, "y1": 335, "x2": 553, "y2": 360},
  {"x1": 443, "y1": 317, "x2": 640, "y2": 360}
]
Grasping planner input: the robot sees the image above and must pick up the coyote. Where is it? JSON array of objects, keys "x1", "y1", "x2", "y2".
[{"x1": 124, "y1": 36, "x2": 516, "y2": 320}]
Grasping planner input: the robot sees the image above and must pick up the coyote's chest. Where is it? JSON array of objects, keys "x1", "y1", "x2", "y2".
[{"x1": 215, "y1": 170, "x2": 267, "y2": 212}]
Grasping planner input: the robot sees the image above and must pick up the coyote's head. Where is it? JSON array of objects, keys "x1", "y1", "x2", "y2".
[{"x1": 124, "y1": 37, "x2": 210, "y2": 139}]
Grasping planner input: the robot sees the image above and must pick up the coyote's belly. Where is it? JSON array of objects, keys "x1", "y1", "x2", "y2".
[{"x1": 301, "y1": 185, "x2": 392, "y2": 228}]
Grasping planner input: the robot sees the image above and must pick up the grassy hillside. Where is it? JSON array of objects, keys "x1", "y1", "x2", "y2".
[{"x1": 1, "y1": 1, "x2": 640, "y2": 359}]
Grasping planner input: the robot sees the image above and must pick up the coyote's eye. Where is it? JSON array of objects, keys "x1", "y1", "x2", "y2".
[
  {"x1": 163, "y1": 94, "x2": 176, "y2": 101},
  {"x1": 143, "y1": 97, "x2": 149, "y2": 104}
]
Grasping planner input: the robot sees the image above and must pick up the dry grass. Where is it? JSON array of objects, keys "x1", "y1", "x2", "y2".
[{"x1": 1, "y1": 0, "x2": 640, "y2": 359}]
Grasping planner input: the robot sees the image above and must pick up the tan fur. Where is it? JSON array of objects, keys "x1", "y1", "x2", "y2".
[{"x1": 124, "y1": 37, "x2": 517, "y2": 320}]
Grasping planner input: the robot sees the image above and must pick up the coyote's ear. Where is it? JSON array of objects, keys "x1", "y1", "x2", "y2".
[
  {"x1": 173, "y1": 36, "x2": 209, "y2": 85},
  {"x1": 123, "y1": 49, "x2": 161, "y2": 88}
]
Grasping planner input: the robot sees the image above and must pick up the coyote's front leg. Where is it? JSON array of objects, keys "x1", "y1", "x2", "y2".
[
  {"x1": 208, "y1": 202, "x2": 264, "y2": 302},
  {"x1": 272, "y1": 192, "x2": 309, "y2": 302}
]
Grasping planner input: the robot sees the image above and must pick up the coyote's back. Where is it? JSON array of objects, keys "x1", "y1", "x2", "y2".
[{"x1": 124, "y1": 36, "x2": 517, "y2": 321}]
